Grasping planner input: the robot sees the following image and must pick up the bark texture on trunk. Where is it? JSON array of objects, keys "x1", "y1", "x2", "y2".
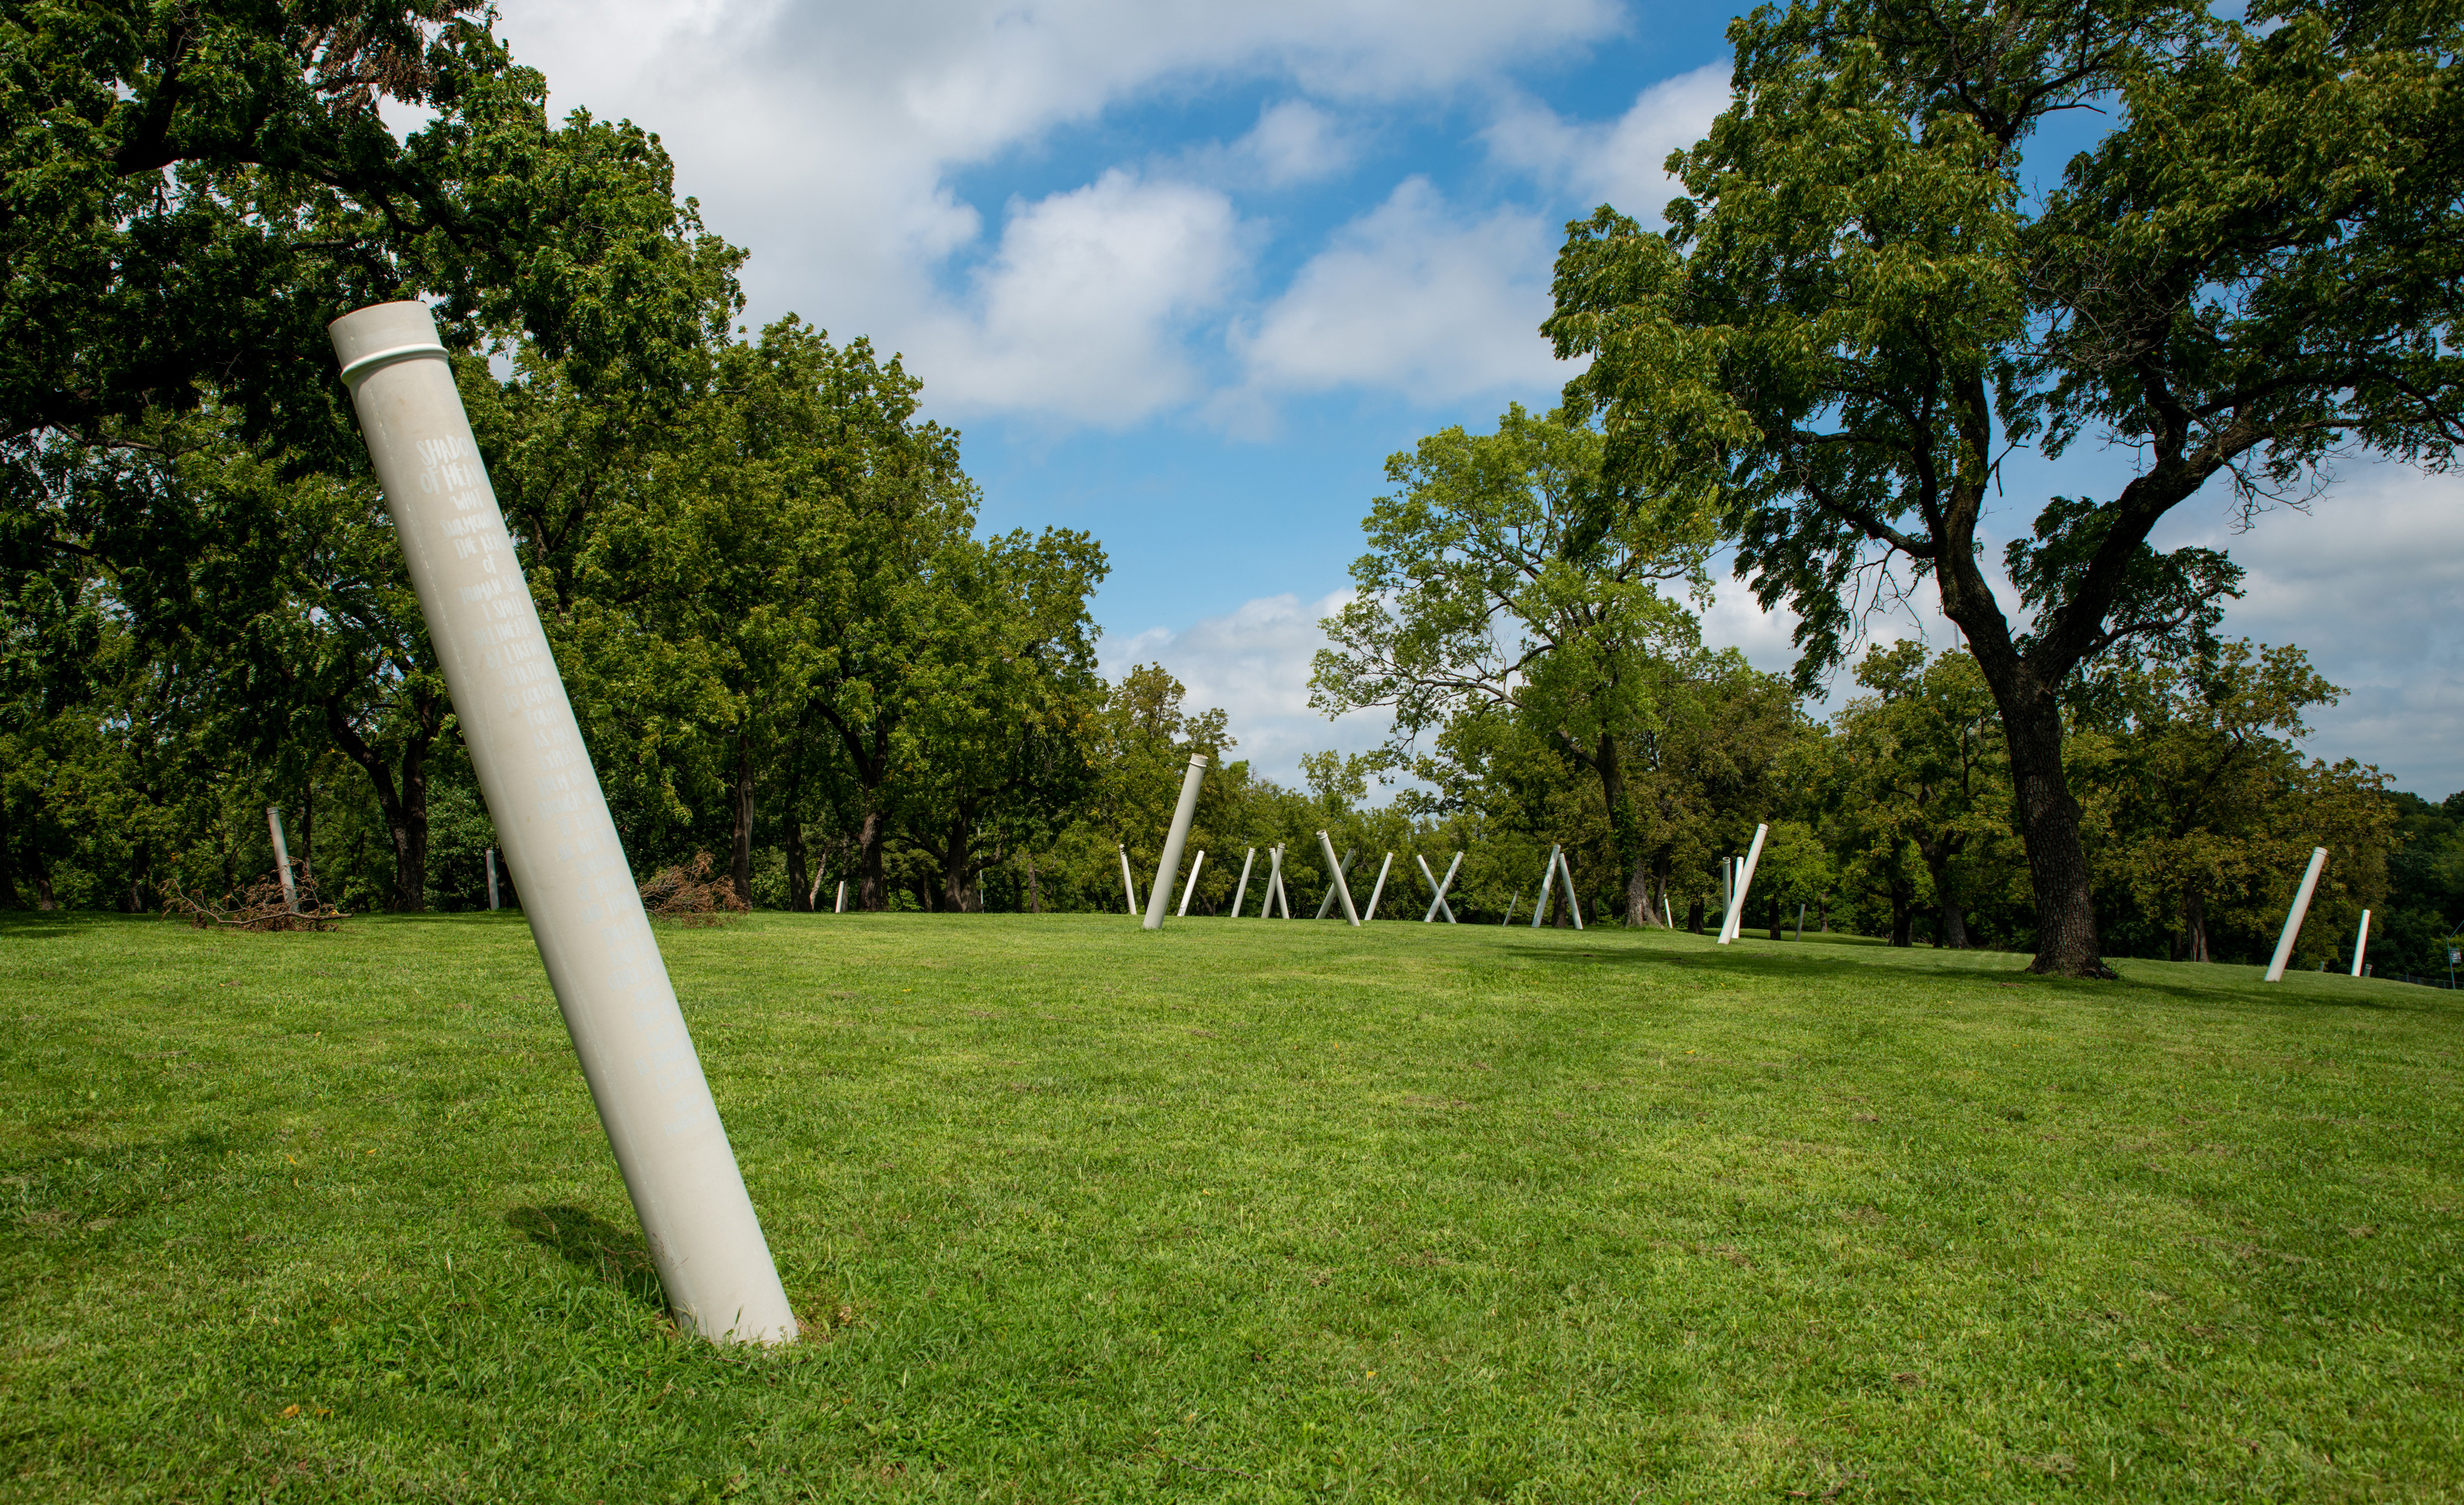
[
  {"x1": 1027, "y1": 856, "x2": 1042, "y2": 914},
  {"x1": 785, "y1": 821, "x2": 810, "y2": 913},
  {"x1": 857, "y1": 810, "x2": 887, "y2": 912},
  {"x1": 1687, "y1": 898, "x2": 1705, "y2": 935},
  {"x1": 326, "y1": 694, "x2": 440, "y2": 912},
  {"x1": 729, "y1": 738, "x2": 756, "y2": 909},
  {"x1": 1626, "y1": 856, "x2": 1661, "y2": 926},
  {"x1": 2185, "y1": 888, "x2": 2211, "y2": 963}
]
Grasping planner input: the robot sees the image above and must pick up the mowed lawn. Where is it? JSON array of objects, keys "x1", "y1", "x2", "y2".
[{"x1": 4, "y1": 912, "x2": 2460, "y2": 1503}]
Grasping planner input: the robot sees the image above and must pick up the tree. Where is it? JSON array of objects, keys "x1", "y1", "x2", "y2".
[
  {"x1": 1829, "y1": 644, "x2": 2013, "y2": 947},
  {"x1": 1546, "y1": 0, "x2": 2464, "y2": 974},
  {"x1": 1312, "y1": 404, "x2": 1713, "y2": 925}
]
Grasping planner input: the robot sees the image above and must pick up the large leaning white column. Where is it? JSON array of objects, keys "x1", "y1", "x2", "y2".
[
  {"x1": 1316, "y1": 832, "x2": 1361, "y2": 926},
  {"x1": 1231, "y1": 848, "x2": 1255, "y2": 918},
  {"x1": 1143, "y1": 754, "x2": 1208, "y2": 930},
  {"x1": 1719, "y1": 824, "x2": 1769, "y2": 945},
  {"x1": 2351, "y1": 909, "x2": 2371, "y2": 978},
  {"x1": 2265, "y1": 847, "x2": 2329, "y2": 982},
  {"x1": 329, "y1": 302, "x2": 795, "y2": 1345},
  {"x1": 1555, "y1": 847, "x2": 1584, "y2": 930},
  {"x1": 267, "y1": 806, "x2": 299, "y2": 913},
  {"x1": 1531, "y1": 845, "x2": 1560, "y2": 929},
  {"x1": 1362, "y1": 853, "x2": 1394, "y2": 922},
  {"x1": 1314, "y1": 850, "x2": 1356, "y2": 920}
]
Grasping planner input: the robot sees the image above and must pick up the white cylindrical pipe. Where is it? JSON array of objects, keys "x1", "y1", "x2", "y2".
[
  {"x1": 1417, "y1": 852, "x2": 1460, "y2": 923},
  {"x1": 1720, "y1": 824, "x2": 1769, "y2": 945},
  {"x1": 1144, "y1": 755, "x2": 1208, "y2": 931},
  {"x1": 1363, "y1": 853, "x2": 1394, "y2": 922},
  {"x1": 487, "y1": 847, "x2": 500, "y2": 911},
  {"x1": 1558, "y1": 848, "x2": 1584, "y2": 931},
  {"x1": 1314, "y1": 850, "x2": 1354, "y2": 920},
  {"x1": 1316, "y1": 831, "x2": 1360, "y2": 926},
  {"x1": 2351, "y1": 909, "x2": 2371, "y2": 978},
  {"x1": 329, "y1": 302, "x2": 794, "y2": 1345},
  {"x1": 1177, "y1": 850, "x2": 1207, "y2": 917},
  {"x1": 1119, "y1": 844, "x2": 1139, "y2": 916},
  {"x1": 267, "y1": 806, "x2": 299, "y2": 913},
  {"x1": 1265, "y1": 845, "x2": 1286, "y2": 918},
  {"x1": 834, "y1": 880, "x2": 847, "y2": 914},
  {"x1": 1231, "y1": 848, "x2": 1255, "y2": 918},
  {"x1": 1531, "y1": 845, "x2": 1559, "y2": 929},
  {"x1": 2266, "y1": 847, "x2": 2330, "y2": 982}
]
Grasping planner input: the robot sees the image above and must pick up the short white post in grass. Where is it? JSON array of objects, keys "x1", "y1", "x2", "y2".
[
  {"x1": 1177, "y1": 850, "x2": 1207, "y2": 917},
  {"x1": 1556, "y1": 847, "x2": 1584, "y2": 930},
  {"x1": 1663, "y1": 897, "x2": 1674, "y2": 930},
  {"x1": 1419, "y1": 852, "x2": 1462, "y2": 923},
  {"x1": 2265, "y1": 847, "x2": 2330, "y2": 982},
  {"x1": 1316, "y1": 831, "x2": 1361, "y2": 926},
  {"x1": 1502, "y1": 890, "x2": 1519, "y2": 925},
  {"x1": 1118, "y1": 844, "x2": 1139, "y2": 916},
  {"x1": 267, "y1": 806, "x2": 299, "y2": 913},
  {"x1": 486, "y1": 847, "x2": 500, "y2": 911},
  {"x1": 1143, "y1": 754, "x2": 1208, "y2": 931},
  {"x1": 1360, "y1": 853, "x2": 1394, "y2": 922},
  {"x1": 1531, "y1": 845, "x2": 1561, "y2": 929},
  {"x1": 329, "y1": 302, "x2": 794, "y2": 1345},
  {"x1": 835, "y1": 880, "x2": 847, "y2": 914},
  {"x1": 2351, "y1": 909, "x2": 2371, "y2": 978},
  {"x1": 1718, "y1": 824, "x2": 1768, "y2": 945},
  {"x1": 1231, "y1": 848, "x2": 1256, "y2": 918},
  {"x1": 1796, "y1": 902, "x2": 1805, "y2": 941}
]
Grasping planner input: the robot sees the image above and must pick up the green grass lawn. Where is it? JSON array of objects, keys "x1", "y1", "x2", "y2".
[{"x1": 4, "y1": 912, "x2": 2460, "y2": 1502}]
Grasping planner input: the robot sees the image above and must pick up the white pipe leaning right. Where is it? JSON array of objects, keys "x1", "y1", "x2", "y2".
[
  {"x1": 2351, "y1": 909, "x2": 2371, "y2": 978},
  {"x1": 329, "y1": 302, "x2": 794, "y2": 1344},
  {"x1": 1231, "y1": 848, "x2": 1255, "y2": 918},
  {"x1": 1317, "y1": 832, "x2": 1360, "y2": 926},
  {"x1": 2266, "y1": 847, "x2": 2330, "y2": 982},
  {"x1": 1177, "y1": 850, "x2": 1206, "y2": 917}
]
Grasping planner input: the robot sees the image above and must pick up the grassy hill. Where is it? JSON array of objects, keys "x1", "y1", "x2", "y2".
[{"x1": 4, "y1": 912, "x2": 2458, "y2": 1501}]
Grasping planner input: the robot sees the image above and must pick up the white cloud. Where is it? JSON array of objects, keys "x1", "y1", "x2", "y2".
[
  {"x1": 1104, "y1": 591, "x2": 1392, "y2": 786},
  {"x1": 1484, "y1": 58, "x2": 1732, "y2": 223},
  {"x1": 906, "y1": 171, "x2": 1243, "y2": 423},
  {"x1": 2159, "y1": 464, "x2": 2464, "y2": 794},
  {"x1": 1226, "y1": 178, "x2": 1573, "y2": 411},
  {"x1": 1233, "y1": 99, "x2": 1354, "y2": 187},
  {"x1": 489, "y1": 0, "x2": 1627, "y2": 423}
]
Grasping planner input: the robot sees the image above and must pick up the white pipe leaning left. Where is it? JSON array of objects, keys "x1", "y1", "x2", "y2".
[{"x1": 329, "y1": 302, "x2": 797, "y2": 1346}]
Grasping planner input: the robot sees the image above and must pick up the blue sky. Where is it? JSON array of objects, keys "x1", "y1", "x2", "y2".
[{"x1": 491, "y1": 0, "x2": 2464, "y2": 797}]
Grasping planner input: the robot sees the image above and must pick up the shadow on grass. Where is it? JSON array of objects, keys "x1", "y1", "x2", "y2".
[
  {"x1": 507, "y1": 1205, "x2": 668, "y2": 1312},
  {"x1": 1490, "y1": 932, "x2": 2436, "y2": 1016}
]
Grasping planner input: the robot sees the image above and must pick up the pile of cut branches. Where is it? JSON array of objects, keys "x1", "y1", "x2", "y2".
[
  {"x1": 639, "y1": 852, "x2": 750, "y2": 926},
  {"x1": 164, "y1": 873, "x2": 346, "y2": 932}
]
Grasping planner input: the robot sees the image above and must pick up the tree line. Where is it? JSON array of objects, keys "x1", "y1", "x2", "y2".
[{"x1": 4, "y1": 1, "x2": 2459, "y2": 980}]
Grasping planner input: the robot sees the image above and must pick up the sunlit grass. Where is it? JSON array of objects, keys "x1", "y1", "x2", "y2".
[{"x1": 4, "y1": 911, "x2": 2459, "y2": 1501}]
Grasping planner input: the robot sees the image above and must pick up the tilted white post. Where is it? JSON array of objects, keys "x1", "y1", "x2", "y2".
[
  {"x1": 487, "y1": 847, "x2": 500, "y2": 911},
  {"x1": 1531, "y1": 845, "x2": 1561, "y2": 929},
  {"x1": 1316, "y1": 831, "x2": 1360, "y2": 926},
  {"x1": 1419, "y1": 852, "x2": 1462, "y2": 923},
  {"x1": 1231, "y1": 848, "x2": 1255, "y2": 919},
  {"x1": 1118, "y1": 844, "x2": 1139, "y2": 916},
  {"x1": 834, "y1": 880, "x2": 847, "y2": 914},
  {"x1": 1362, "y1": 853, "x2": 1394, "y2": 922},
  {"x1": 329, "y1": 302, "x2": 794, "y2": 1344},
  {"x1": 1177, "y1": 850, "x2": 1206, "y2": 917},
  {"x1": 1313, "y1": 850, "x2": 1356, "y2": 920},
  {"x1": 1556, "y1": 848, "x2": 1584, "y2": 930},
  {"x1": 2351, "y1": 909, "x2": 2371, "y2": 978},
  {"x1": 1144, "y1": 754, "x2": 1208, "y2": 931},
  {"x1": 1719, "y1": 824, "x2": 1769, "y2": 945},
  {"x1": 1663, "y1": 897, "x2": 1673, "y2": 929},
  {"x1": 1272, "y1": 847, "x2": 1292, "y2": 917},
  {"x1": 267, "y1": 806, "x2": 299, "y2": 913},
  {"x1": 2265, "y1": 847, "x2": 2330, "y2": 982},
  {"x1": 1795, "y1": 902, "x2": 1805, "y2": 941},
  {"x1": 1502, "y1": 890, "x2": 1519, "y2": 925},
  {"x1": 1265, "y1": 845, "x2": 1288, "y2": 918}
]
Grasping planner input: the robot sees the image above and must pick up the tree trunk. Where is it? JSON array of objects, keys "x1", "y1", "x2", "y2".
[
  {"x1": 29, "y1": 847, "x2": 57, "y2": 910},
  {"x1": 299, "y1": 781, "x2": 315, "y2": 886},
  {"x1": 1687, "y1": 897, "x2": 1705, "y2": 935},
  {"x1": 1819, "y1": 894, "x2": 1829, "y2": 932},
  {"x1": 857, "y1": 810, "x2": 888, "y2": 911},
  {"x1": 2185, "y1": 887, "x2": 2210, "y2": 964},
  {"x1": 941, "y1": 811, "x2": 981, "y2": 913},
  {"x1": 1027, "y1": 856, "x2": 1042, "y2": 914},
  {"x1": 1627, "y1": 856, "x2": 1661, "y2": 926},
  {"x1": 1768, "y1": 895, "x2": 1782, "y2": 942},
  {"x1": 1889, "y1": 888, "x2": 1914, "y2": 947},
  {"x1": 326, "y1": 697, "x2": 437, "y2": 912},
  {"x1": 785, "y1": 821, "x2": 810, "y2": 913},
  {"x1": 125, "y1": 836, "x2": 152, "y2": 913},
  {"x1": 729, "y1": 737, "x2": 756, "y2": 909}
]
